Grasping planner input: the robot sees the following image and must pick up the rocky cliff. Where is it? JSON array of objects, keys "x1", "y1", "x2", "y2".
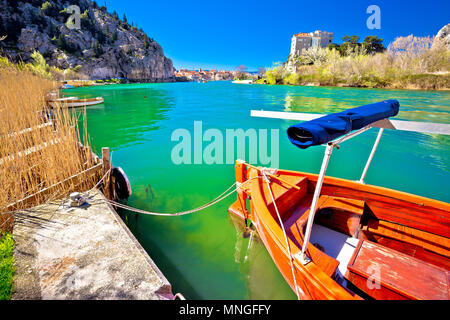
[
  {"x1": 435, "y1": 23, "x2": 450, "y2": 48},
  {"x1": 0, "y1": 0, "x2": 175, "y2": 82}
]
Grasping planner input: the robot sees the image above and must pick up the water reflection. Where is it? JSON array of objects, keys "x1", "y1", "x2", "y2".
[
  {"x1": 68, "y1": 85, "x2": 174, "y2": 152},
  {"x1": 229, "y1": 213, "x2": 296, "y2": 300},
  {"x1": 281, "y1": 88, "x2": 450, "y2": 123}
]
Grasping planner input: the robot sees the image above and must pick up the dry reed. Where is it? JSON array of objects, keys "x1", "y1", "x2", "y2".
[{"x1": 0, "y1": 64, "x2": 99, "y2": 231}]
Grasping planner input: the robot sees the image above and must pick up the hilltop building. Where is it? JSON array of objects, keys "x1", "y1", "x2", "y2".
[{"x1": 290, "y1": 30, "x2": 334, "y2": 57}]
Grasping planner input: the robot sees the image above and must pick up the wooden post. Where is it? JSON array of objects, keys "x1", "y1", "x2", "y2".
[{"x1": 102, "y1": 147, "x2": 111, "y2": 200}]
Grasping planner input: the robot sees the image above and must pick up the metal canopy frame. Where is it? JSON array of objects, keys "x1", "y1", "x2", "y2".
[
  {"x1": 250, "y1": 109, "x2": 450, "y2": 264},
  {"x1": 298, "y1": 125, "x2": 375, "y2": 263}
]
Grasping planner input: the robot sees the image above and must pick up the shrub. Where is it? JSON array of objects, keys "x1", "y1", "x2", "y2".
[
  {"x1": 28, "y1": 50, "x2": 52, "y2": 79},
  {"x1": 265, "y1": 66, "x2": 284, "y2": 84},
  {"x1": 0, "y1": 233, "x2": 15, "y2": 300}
]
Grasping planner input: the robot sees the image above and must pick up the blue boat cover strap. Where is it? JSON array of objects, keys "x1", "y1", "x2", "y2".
[{"x1": 287, "y1": 99, "x2": 399, "y2": 149}]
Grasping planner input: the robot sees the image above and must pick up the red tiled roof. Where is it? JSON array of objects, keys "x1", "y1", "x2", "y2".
[{"x1": 294, "y1": 32, "x2": 310, "y2": 37}]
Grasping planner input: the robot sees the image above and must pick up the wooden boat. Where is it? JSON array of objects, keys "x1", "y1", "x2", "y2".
[
  {"x1": 229, "y1": 100, "x2": 450, "y2": 300},
  {"x1": 48, "y1": 97, "x2": 104, "y2": 108}
]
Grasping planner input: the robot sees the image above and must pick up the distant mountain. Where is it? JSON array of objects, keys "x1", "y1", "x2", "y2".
[{"x1": 0, "y1": 0, "x2": 175, "y2": 82}]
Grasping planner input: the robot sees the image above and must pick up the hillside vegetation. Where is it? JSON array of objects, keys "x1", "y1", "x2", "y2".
[{"x1": 260, "y1": 35, "x2": 450, "y2": 90}]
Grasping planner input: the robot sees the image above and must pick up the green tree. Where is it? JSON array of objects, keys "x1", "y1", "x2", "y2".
[
  {"x1": 363, "y1": 36, "x2": 385, "y2": 54},
  {"x1": 143, "y1": 35, "x2": 150, "y2": 49},
  {"x1": 29, "y1": 50, "x2": 52, "y2": 79},
  {"x1": 234, "y1": 65, "x2": 249, "y2": 80},
  {"x1": 342, "y1": 35, "x2": 360, "y2": 44},
  {"x1": 340, "y1": 35, "x2": 363, "y2": 56},
  {"x1": 112, "y1": 30, "x2": 118, "y2": 42},
  {"x1": 40, "y1": 1, "x2": 52, "y2": 12},
  {"x1": 40, "y1": 1, "x2": 58, "y2": 17},
  {"x1": 92, "y1": 40, "x2": 103, "y2": 57},
  {"x1": 327, "y1": 43, "x2": 340, "y2": 51}
]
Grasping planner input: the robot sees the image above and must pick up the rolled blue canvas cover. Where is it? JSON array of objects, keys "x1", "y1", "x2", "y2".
[{"x1": 287, "y1": 99, "x2": 399, "y2": 149}]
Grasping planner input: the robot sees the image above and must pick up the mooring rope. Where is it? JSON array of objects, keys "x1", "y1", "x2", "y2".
[
  {"x1": 260, "y1": 168, "x2": 301, "y2": 300},
  {"x1": 103, "y1": 176, "x2": 261, "y2": 217}
]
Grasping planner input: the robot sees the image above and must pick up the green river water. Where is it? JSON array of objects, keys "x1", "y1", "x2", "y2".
[{"x1": 65, "y1": 81, "x2": 449, "y2": 300}]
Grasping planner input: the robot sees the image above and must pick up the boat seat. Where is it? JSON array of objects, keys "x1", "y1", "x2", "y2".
[
  {"x1": 345, "y1": 239, "x2": 450, "y2": 300},
  {"x1": 317, "y1": 196, "x2": 364, "y2": 216},
  {"x1": 364, "y1": 219, "x2": 450, "y2": 258},
  {"x1": 315, "y1": 196, "x2": 365, "y2": 237}
]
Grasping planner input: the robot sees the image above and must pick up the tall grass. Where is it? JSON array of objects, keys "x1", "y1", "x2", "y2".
[
  {"x1": 262, "y1": 35, "x2": 450, "y2": 90},
  {"x1": 0, "y1": 62, "x2": 97, "y2": 232}
]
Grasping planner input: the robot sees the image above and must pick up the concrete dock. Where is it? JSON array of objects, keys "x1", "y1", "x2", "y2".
[{"x1": 12, "y1": 189, "x2": 173, "y2": 300}]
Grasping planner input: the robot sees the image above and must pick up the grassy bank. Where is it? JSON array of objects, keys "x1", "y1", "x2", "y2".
[
  {"x1": 0, "y1": 232, "x2": 14, "y2": 300},
  {"x1": 260, "y1": 35, "x2": 450, "y2": 90}
]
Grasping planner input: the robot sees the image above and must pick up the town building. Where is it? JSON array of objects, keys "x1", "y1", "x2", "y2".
[{"x1": 174, "y1": 69, "x2": 234, "y2": 82}]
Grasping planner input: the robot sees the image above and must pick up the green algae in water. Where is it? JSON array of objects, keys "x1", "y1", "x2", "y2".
[{"x1": 67, "y1": 82, "x2": 450, "y2": 299}]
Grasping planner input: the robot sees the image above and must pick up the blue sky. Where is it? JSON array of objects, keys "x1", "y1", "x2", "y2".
[{"x1": 102, "y1": 0, "x2": 449, "y2": 71}]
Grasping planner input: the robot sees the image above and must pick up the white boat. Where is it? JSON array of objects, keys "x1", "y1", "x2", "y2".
[
  {"x1": 54, "y1": 97, "x2": 79, "y2": 101},
  {"x1": 49, "y1": 97, "x2": 104, "y2": 108},
  {"x1": 232, "y1": 79, "x2": 253, "y2": 84}
]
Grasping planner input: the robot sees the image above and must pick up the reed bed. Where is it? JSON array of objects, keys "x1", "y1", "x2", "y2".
[{"x1": 0, "y1": 64, "x2": 98, "y2": 232}]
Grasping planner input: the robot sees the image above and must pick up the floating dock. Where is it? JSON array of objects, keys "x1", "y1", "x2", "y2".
[{"x1": 12, "y1": 189, "x2": 173, "y2": 300}]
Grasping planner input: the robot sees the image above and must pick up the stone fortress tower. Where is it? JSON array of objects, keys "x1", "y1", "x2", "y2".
[{"x1": 290, "y1": 30, "x2": 334, "y2": 57}]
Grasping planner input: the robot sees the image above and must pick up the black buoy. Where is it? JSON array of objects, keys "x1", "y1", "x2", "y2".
[{"x1": 111, "y1": 167, "x2": 132, "y2": 200}]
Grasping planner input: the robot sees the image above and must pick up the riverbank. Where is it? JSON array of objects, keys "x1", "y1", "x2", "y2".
[
  {"x1": 259, "y1": 35, "x2": 450, "y2": 91},
  {"x1": 256, "y1": 72, "x2": 450, "y2": 91}
]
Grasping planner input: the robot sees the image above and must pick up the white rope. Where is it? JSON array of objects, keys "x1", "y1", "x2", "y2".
[
  {"x1": 261, "y1": 168, "x2": 301, "y2": 300},
  {"x1": 104, "y1": 176, "x2": 261, "y2": 217}
]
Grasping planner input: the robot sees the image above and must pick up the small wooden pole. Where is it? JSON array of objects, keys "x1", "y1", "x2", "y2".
[{"x1": 102, "y1": 147, "x2": 111, "y2": 200}]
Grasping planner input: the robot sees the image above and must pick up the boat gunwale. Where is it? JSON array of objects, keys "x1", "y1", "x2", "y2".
[{"x1": 258, "y1": 166, "x2": 450, "y2": 211}]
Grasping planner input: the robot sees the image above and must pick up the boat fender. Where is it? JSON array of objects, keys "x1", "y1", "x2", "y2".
[{"x1": 111, "y1": 167, "x2": 132, "y2": 200}]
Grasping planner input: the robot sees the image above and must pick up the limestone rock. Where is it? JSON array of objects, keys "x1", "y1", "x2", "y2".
[
  {"x1": 0, "y1": 0, "x2": 175, "y2": 82},
  {"x1": 435, "y1": 23, "x2": 450, "y2": 48}
]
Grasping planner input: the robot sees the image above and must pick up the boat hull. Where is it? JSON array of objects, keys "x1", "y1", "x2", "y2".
[{"x1": 49, "y1": 97, "x2": 104, "y2": 108}]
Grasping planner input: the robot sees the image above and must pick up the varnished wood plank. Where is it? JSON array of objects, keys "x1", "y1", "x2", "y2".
[{"x1": 347, "y1": 240, "x2": 449, "y2": 300}]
